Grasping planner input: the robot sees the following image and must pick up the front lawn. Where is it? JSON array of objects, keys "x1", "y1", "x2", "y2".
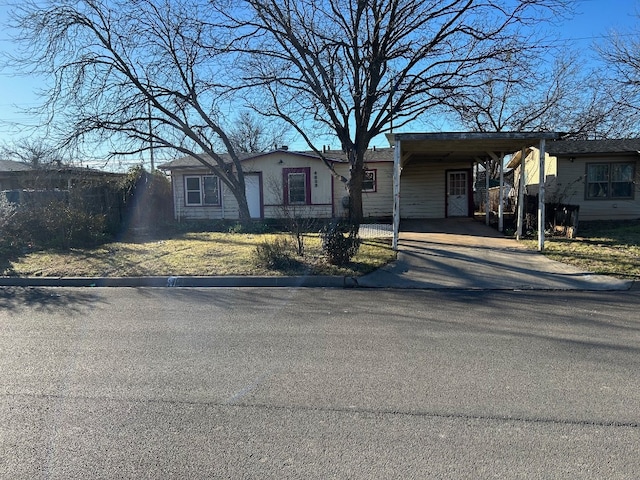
[
  {"x1": 2, "y1": 232, "x2": 395, "y2": 278},
  {"x1": 529, "y1": 219, "x2": 640, "y2": 279}
]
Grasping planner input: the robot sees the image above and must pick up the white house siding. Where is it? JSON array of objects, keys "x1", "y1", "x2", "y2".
[
  {"x1": 556, "y1": 156, "x2": 640, "y2": 221},
  {"x1": 171, "y1": 151, "x2": 335, "y2": 221},
  {"x1": 516, "y1": 149, "x2": 558, "y2": 195},
  {"x1": 332, "y1": 161, "x2": 395, "y2": 219},
  {"x1": 399, "y1": 161, "x2": 470, "y2": 218},
  {"x1": 172, "y1": 169, "x2": 232, "y2": 221}
]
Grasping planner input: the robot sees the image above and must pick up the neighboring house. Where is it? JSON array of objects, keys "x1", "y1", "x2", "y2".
[
  {"x1": 158, "y1": 147, "x2": 395, "y2": 221},
  {"x1": 507, "y1": 139, "x2": 640, "y2": 221},
  {"x1": 1, "y1": 159, "x2": 127, "y2": 230},
  {"x1": 0, "y1": 159, "x2": 124, "y2": 193},
  {"x1": 0, "y1": 159, "x2": 36, "y2": 191}
]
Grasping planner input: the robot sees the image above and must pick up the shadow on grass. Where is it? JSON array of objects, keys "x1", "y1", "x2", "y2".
[
  {"x1": 0, "y1": 249, "x2": 18, "y2": 277},
  {"x1": 0, "y1": 286, "x2": 105, "y2": 313}
]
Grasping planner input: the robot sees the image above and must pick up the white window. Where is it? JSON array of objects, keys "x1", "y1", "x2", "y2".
[
  {"x1": 283, "y1": 167, "x2": 310, "y2": 205},
  {"x1": 184, "y1": 175, "x2": 220, "y2": 206},
  {"x1": 363, "y1": 169, "x2": 377, "y2": 192}
]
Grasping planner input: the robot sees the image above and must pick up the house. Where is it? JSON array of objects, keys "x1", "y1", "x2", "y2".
[
  {"x1": 1, "y1": 159, "x2": 127, "y2": 229},
  {"x1": 158, "y1": 147, "x2": 395, "y2": 222},
  {"x1": 507, "y1": 139, "x2": 640, "y2": 221},
  {"x1": 159, "y1": 132, "x2": 562, "y2": 249},
  {"x1": 0, "y1": 159, "x2": 125, "y2": 193},
  {"x1": 0, "y1": 159, "x2": 37, "y2": 191}
]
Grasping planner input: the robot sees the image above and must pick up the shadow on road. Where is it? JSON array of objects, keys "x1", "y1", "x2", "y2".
[{"x1": 0, "y1": 286, "x2": 105, "y2": 313}]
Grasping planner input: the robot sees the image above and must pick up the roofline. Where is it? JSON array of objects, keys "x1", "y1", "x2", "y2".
[
  {"x1": 386, "y1": 131, "x2": 562, "y2": 144},
  {"x1": 157, "y1": 148, "x2": 350, "y2": 171}
]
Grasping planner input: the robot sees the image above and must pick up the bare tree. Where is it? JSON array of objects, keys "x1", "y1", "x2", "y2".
[
  {"x1": 229, "y1": 0, "x2": 574, "y2": 225},
  {"x1": 440, "y1": 51, "x2": 637, "y2": 179},
  {"x1": 228, "y1": 110, "x2": 290, "y2": 153},
  {"x1": 9, "y1": 0, "x2": 253, "y2": 223},
  {"x1": 598, "y1": 20, "x2": 640, "y2": 131},
  {"x1": 2, "y1": 138, "x2": 65, "y2": 168},
  {"x1": 444, "y1": 52, "x2": 637, "y2": 143}
]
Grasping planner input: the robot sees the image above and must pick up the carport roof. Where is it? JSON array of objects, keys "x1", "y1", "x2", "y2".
[{"x1": 386, "y1": 132, "x2": 561, "y2": 163}]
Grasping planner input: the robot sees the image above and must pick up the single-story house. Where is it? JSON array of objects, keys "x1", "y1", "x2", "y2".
[
  {"x1": 507, "y1": 138, "x2": 640, "y2": 221},
  {"x1": 0, "y1": 159, "x2": 124, "y2": 193},
  {"x1": 158, "y1": 132, "x2": 562, "y2": 249},
  {"x1": 158, "y1": 147, "x2": 395, "y2": 222}
]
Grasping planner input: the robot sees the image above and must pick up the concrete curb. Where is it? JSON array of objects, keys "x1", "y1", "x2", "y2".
[
  {"x1": 0, "y1": 276, "x2": 634, "y2": 291},
  {"x1": 0, "y1": 275, "x2": 360, "y2": 288}
]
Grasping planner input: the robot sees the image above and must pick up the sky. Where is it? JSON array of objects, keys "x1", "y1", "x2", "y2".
[{"x1": 1, "y1": 0, "x2": 639, "y2": 170}]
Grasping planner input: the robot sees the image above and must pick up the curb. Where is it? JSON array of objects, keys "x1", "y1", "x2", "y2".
[{"x1": 0, "y1": 275, "x2": 360, "y2": 288}]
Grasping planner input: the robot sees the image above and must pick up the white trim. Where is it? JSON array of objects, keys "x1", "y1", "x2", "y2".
[
  {"x1": 392, "y1": 139, "x2": 401, "y2": 250},
  {"x1": 538, "y1": 139, "x2": 546, "y2": 251},
  {"x1": 184, "y1": 174, "x2": 220, "y2": 206}
]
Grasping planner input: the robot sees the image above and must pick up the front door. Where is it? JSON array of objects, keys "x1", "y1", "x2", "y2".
[
  {"x1": 244, "y1": 174, "x2": 262, "y2": 219},
  {"x1": 447, "y1": 171, "x2": 469, "y2": 217}
]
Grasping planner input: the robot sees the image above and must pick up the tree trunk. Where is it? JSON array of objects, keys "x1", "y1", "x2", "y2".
[
  {"x1": 233, "y1": 186, "x2": 252, "y2": 225},
  {"x1": 347, "y1": 150, "x2": 365, "y2": 226}
]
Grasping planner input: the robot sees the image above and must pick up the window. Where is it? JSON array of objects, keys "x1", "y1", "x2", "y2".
[
  {"x1": 363, "y1": 169, "x2": 377, "y2": 192},
  {"x1": 184, "y1": 175, "x2": 220, "y2": 206},
  {"x1": 283, "y1": 168, "x2": 311, "y2": 205},
  {"x1": 586, "y1": 163, "x2": 635, "y2": 200}
]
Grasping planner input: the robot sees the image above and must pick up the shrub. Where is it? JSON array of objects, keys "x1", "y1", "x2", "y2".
[
  {"x1": 0, "y1": 197, "x2": 19, "y2": 254},
  {"x1": 254, "y1": 237, "x2": 297, "y2": 270},
  {"x1": 320, "y1": 221, "x2": 361, "y2": 266},
  {"x1": 0, "y1": 198, "x2": 108, "y2": 251}
]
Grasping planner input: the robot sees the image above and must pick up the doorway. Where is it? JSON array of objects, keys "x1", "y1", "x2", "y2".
[
  {"x1": 446, "y1": 170, "x2": 469, "y2": 217},
  {"x1": 244, "y1": 174, "x2": 263, "y2": 219}
]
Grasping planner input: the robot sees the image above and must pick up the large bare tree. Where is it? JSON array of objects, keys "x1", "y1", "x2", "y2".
[
  {"x1": 231, "y1": 0, "x2": 574, "y2": 225},
  {"x1": 9, "y1": 0, "x2": 254, "y2": 223},
  {"x1": 599, "y1": 20, "x2": 640, "y2": 129},
  {"x1": 227, "y1": 110, "x2": 290, "y2": 153},
  {"x1": 445, "y1": 52, "x2": 637, "y2": 140},
  {"x1": 440, "y1": 50, "x2": 637, "y2": 179}
]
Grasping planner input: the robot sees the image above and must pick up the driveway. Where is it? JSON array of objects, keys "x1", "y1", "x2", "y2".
[{"x1": 359, "y1": 218, "x2": 632, "y2": 290}]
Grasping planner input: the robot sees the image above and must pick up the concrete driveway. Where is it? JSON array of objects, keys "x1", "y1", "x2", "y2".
[{"x1": 359, "y1": 218, "x2": 632, "y2": 290}]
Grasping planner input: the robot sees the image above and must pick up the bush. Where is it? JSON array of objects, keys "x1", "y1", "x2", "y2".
[
  {"x1": 254, "y1": 237, "x2": 298, "y2": 270},
  {"x1": 0, "y1": 197, "x2": 19, "y2": 254},
  {"x1": 320, "y1": 221, "x2": 361, "y2": 266},
  {"x1": 0, "y1": 198, "x2": 108, "y2": 251}
]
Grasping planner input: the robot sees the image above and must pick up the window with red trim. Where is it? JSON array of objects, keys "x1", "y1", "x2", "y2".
[{"x1": 283, "y1": 167, "x2": 311, "y2": 204}]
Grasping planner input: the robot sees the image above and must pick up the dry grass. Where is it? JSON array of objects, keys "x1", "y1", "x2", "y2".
[
  {"x1": 4, "y1": 232, "x2": 396, "y2": 278},
  {"x1": 526, "y1": 220, "x2": 640, "y2": 279}
]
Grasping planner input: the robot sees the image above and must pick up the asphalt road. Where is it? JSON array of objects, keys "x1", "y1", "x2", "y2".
[{"x1": 1, "y1": 286, "x2": 639, "y2": 479}]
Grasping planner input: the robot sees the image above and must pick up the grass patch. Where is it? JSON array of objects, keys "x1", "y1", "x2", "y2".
[
  {"x1": 525, "y1": 219, "x2": 640, "y2": 279},
  {"x1": 4, "y1": 232, "x2": 396, "y2": 278}
]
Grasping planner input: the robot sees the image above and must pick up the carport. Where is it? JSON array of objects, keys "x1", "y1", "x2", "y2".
[{"x1": 387, "y1": 132, "x2": 561, "y2": 251}]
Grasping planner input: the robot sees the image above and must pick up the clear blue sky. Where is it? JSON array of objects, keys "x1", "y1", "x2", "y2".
[{"x1": 1, "y1": 0, "x2": 639, "y2": 168}]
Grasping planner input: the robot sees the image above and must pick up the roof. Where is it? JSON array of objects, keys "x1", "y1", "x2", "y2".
[
  {"x1": 386, "y1": 131, "x2": 561, "y2": 164},
  {"x1": 0, "y1": 159, "x2": 34, "y2": 172},
  {"x1": 545, "y1": 138, "x2": 640, "y2": 156},
  {"x1": 0, "y1": 159, "x2": 124, "y2": 178},
  {"x1": 157, "y1": 147, "x2": 396, "y2": 171}
]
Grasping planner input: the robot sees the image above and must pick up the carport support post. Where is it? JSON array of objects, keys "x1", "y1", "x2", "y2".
[
  {"x1": 392, "y1": 138, "x2": 401, "y2": 250},
  {"x1": 538, "y1": 139, "x2": 546, "y2": 251},
  {"x1": 516, "y1": 148, "x2": 526, "y2": 240},
  {"x1": 498, "y1": 153, "x2": 504, "y2": 232},
  {"x1": 485, "y1": 160, "x2": 490, "y2": 226}
]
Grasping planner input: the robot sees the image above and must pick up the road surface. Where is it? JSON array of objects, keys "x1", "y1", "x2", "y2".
[{"x1": 1, "y1": 286, "x2": 639, "y2": 478}]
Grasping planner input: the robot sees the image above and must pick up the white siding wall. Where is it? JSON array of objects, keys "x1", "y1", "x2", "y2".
[
  {"x1": 173, "y1": 169, "x2": 232, "y2": 221},
  {"x1": 171, "y1": 151, "x2": 335, "y2": 221},
  {"x1": 332, "y1": 162, "x2": 394, "y2": 219},
  {"x1": 399, "y1": 161, "x2": 470, "y2": 218},
  {"x1": 556, "y1": 156, "x2": 640, "y2": 221},
  {"x1": 518, "y1": 149, "x2": 558, "y2": 194}
]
